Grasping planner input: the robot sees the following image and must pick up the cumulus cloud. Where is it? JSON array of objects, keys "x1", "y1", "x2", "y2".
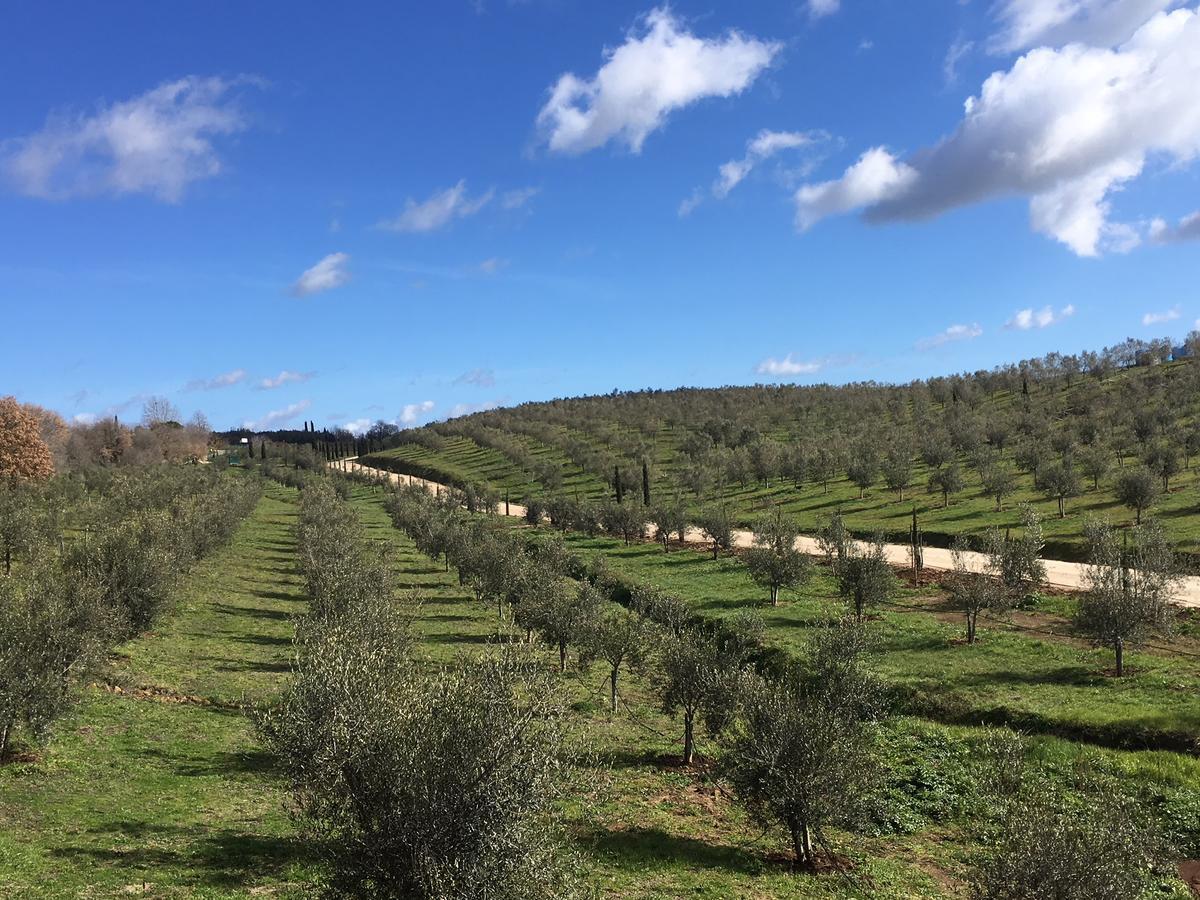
[
  {"x1": 400, "y1": 400, "x2": 436, "y2": 425},
  {"x1": 292, "y1": 252, "x2": 350, "y2": 297},
  {"x1": 989, "y1": 0, "x2": 1182, "y2": 53},
  {"x1": 795, "y1": 147, "x2": 917, "y2": 230},
  {"x1": 343, "y1": 418, "x2": 373, "y2": 435},
  {"x1": 755, "y1": 354, "x2": 825, "y2": 377},
  {"x1": 1006, "y1": 304, "x2": 1077, "y2": 330},
  {"x1": 244, "y1": 399, "x2": 312, "y2": 431},
  {"x1": 536, "y1": 8, "x2": 779, "y2": 155},
  {"x1": 1150, "y1": 210, "x2": 1200, "y2": 242},
  {"x1": 2, "y1": 76, "x2": 253, "y2": 202},
  {"x1": 807, "y1": 0, "x2": 841, "y2": 18},
  {"x1": 377, "y1": 181, "x2": 493, "y2": 233},
  {"x1": 455, "y1": 367, "x2": 496, "y2": 387},
  {"x1": 185, "y1": 368, "x2": 246, "y2": 391},
  {"x1": 793, "y1": 7, "x2": 1200, "y2": 257},
  {"x1": 916, "y1": 323, "x2": 983, "y2": 351},
  {"x1": 1142, "y1": 305, "x2": 1181, "y2": 325}
]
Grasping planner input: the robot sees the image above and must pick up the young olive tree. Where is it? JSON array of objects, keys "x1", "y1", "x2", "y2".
[
  {"x1": 742, "y1": 510, "x2": 811, "y2": 606},
  {"x1": 581, "y1": 606, "x2": 647, "y2": 713},
  {"x1": 650, "y1": 498, "x2": 688, "y2": 552},
  {"x1": 630, "y1": 583, "x2": 692, "y2": 638},
  {"x1": 657, "y1": 627, "x2": 741, "y2": 766},
  {"x1": 259, "y1": 605, "x2": 573, "y2": 899},
  {"x1": 532, "y1": 581, "x2": 605, "y2": 673},
  {"x1": 835, "y1": 538, "x2": 895, "y2": 622},
  {"x1": 1142, "y1": 442, "x2": 1181, "y2": 493},
  {"x1": 1114, "y1": 468, "x2": 1159, "y2": 525},
  {"x1": 929, "y1": 462, "x2": 965, "y2": 508},
  {"x1": 816, "y1": 512, "x2": 851, "y2": 567},
  {"x1": 1075, "y1": 518, "x2": 1178, "y2": 676},
  {"x1": 698, "y1": 505, "x2": 734, "y2": 559},
  {"x1": 946, "y1": 535, "x2": 1013, "y2": 644},
  {"x1": 724, "y1": 622, "x2": 886, "y2": 872},
  {"x1": 1078, "y1": 445, "x2": 1111, "y2": 491},
  {"x1": 1039, "y1": 460, "x2": 1082, "y2": 518},
  {"x1": 882, "y1": 448, "x2": 913, "y2": 502},
  {"x1": 980, "y1": 464, "x2": 1017, "y2": 512}
]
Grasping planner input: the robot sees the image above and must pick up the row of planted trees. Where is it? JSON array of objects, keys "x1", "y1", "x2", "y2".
[{"x1": 0, "y1": 466, "x2": 261, "y2": 758}]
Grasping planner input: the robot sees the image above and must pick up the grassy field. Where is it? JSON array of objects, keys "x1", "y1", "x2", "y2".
[{"x1": 2, "y1": 482, "x2": 1196, "y2": 897}]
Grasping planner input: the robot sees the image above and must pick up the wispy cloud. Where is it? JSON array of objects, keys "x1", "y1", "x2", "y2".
[
  {"x1": 477, "y1": 257, "x2": 509, "y2": 275},
  {"x1": 501, "y1": 186, "x2": 540, "y2": 209},
  {"x1": 916, "y1": 323, "x2": 983, "y2": 351},
  {"x1": 942, "y1": 37, "x2": 974, "y2": 86},
  {"x1": 292, "y1": 252, "x2": 350, "y2": 297},
  {"x1": 806, "y1": 0, "x2": 840, "y2": 19},
  {"x1": 400, "y1": 400, "x2": 436, "y2": 425},
  {"x1": 377, "y1": 181, "x2": 493, "y2": 233},
  {"x1": 755, "y1": 354, "x2": 825, "y2": 377},
  {"x1": 536, "y1": 8, "x2": 779, "y2": 155},
  {"x1": 243, "y1": 399, "x2": 312, "y2": 431},
  {"x1": 455, "y1": 367, "x2": 496, "y2": 387},
  {"x1": 258, "y1": 370, "x2": 314, "y2": 390},
  {"x1": 1005, "y1": 304, "x2": 1075, "y2": 330},
  {"x1": 185, "y1": 368, "x2": 247, "y2": 391},
  {"x1": 2, "y1": 75, "x2": 255, "y2": 202},
  {"x1": 1142, "y1": 305, "x2": 1181, "y2": 326},
  {"x1": 449, "y1": 400, "x2": 500, "y2": 418},
  {"x1": 684, "y1": 129, "x2": 825, "y2": 215}
]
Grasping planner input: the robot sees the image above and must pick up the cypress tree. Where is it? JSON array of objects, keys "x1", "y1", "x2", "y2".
[{"x1": 642, "y1": 460, "x2": 651, "y2": 506}]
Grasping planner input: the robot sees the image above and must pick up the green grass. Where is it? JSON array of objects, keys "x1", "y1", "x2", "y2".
[
  {"x1": 3, "y1": 482, "x2": 1195, "y2": 898},
  {"x1": 552, "y1": 531, "x2": 1200, "y2": 750}
]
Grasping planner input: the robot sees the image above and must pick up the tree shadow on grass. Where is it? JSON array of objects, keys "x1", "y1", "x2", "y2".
[
  {"x1": 421, "y1": 632, "x2": 493, "y2": 645},
  {"x1": 211, "y1": 657, "x2": 292, "y2": 674},
  {"x1": 580, "y1": 825, "x2": 761, "y2": 874},
  {"x1": 227, "y1": 633, "x2": 293, "y2": 648},
  {"x1": 50, "y1": 823, "x2": 313, "y2": 890},
  {"x1": 133, "y1": 746, "x2": 281, "y2": 778},
  {"x1": 948, "y1": 665, "x2": 1101, "y2": 689},
  {"x1": 212, "y1": 603, "x2": 293, "y2": 621}
]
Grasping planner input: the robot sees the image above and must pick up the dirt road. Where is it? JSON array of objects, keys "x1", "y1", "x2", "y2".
[{"x1": 335, "y1": 457, "x2": 1200, "y2": 610}]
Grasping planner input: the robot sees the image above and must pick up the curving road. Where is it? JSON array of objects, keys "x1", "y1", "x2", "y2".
[{"x1": 333, "y1": 457, "x2": 1200, "y2": 609}]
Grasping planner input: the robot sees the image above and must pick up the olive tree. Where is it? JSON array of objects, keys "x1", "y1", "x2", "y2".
[
  {"x1": 946, "y1": 535, "x2": 1014, "y2": 644},
  {"x1": 881, "y1": 448, "x2": 913, "y2": 501},
  {"x1": 0, "y1": 560, "x2": 109, "y2": 757},
  {"x1": 531, "y1": 581, "x2": 605, "y2": 673},
  {"x1": 1075, "y1": 518, "x2": 1177, "y2": 676},
  {"x1": 1078, "y1": 445, "x2": 1111, "y2": 491},
  {"x1": 656, "y1": 627, "x2": 741, "y2": 766},
  {"x1": 742, "y1": 510, "x2": 811, "y2": 606},
  {"x1": 835, "y1": 538, "x2": 895, "y2": 622},
  {"x1": 1143, "y1": 442, "x2": 1181, "y2": 492},
  {"x1": 259, "y1": 606, "x2": 573, "y2": 899},
  {"x1": 929, "y1": 462, "x2": 964, "y2": 508},
  {"x1": 698, "y1": 505, "x2": 734, "y2": 559},
  {"x1": 650, "y1": 498, "x2": 688, "y2": 552},
  {"x1": 1039, "y1": 460, "x2": 1081, "y2": 518},
  {"x1": 581, "y1": 607, "x2": 647, "y2": 713},
  {"x1": 724, "y1": 622, "x2": 886, "y2": 872},
  {"x1": 1114, "y1": 468, "x2": 1159, "y2": 525},
  {"x1": 980, "y1": 464, "x2": 1016, "y2": 512}
]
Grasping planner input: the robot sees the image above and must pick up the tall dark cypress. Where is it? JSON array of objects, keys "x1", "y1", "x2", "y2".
[{"x1": 642, "y1": 460, "x2": 651, "y2": 506}]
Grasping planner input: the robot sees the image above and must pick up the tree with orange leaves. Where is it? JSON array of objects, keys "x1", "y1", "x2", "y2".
[{"x1": 0, "y1": 396, "x2": 54, "y2": 484}]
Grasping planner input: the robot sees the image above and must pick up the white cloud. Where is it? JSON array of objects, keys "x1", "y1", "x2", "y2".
[
  {"x1": 292, "y1": 252, "x2": 350, "y2": 297},
  {"x1": 916, "y1": 323, "x2": 983, "y2": 351},
  {"x1": 377, "y1": 181, "x2": 493, "y2": 233},
  {"x1": 1006, "y1": 304, "x2": 1077, "y2": 330},
  {"x1": 1142, "y1": 305, "x2": 1181, "y2": 325},
  {"x1": 400, "y1": 400, "x2": 436, "y2": 425},
  {"x1": 456, "y1": 367, "x2": 497, "y2": 387},
  {"x1": 501, "y1": 186, "x2": 540, "y2": 209},
  {"x1": 2, "y1": 76, "x2": 253, "y2": 202},
  {"x1": 449, "y1": 400, "x2": 500, "y2": 417},
  {"x1": 258, "y1": 370, "x2": 314, "y2": 390},
  {"x1": 755, "y1": 354, "x2": 825, "y2": 377},
  {"x1": 343, "y1": 418, "x2": 373, "y2": 435},
  {"x1": 244, "y1": 399, "x2": 312, "y2": 431},
  {"x1": 536, "y1": 8, "x2": 779, "y2": 155},
  {"x1": 477, "y1": 257, "x2": 509, "y2": 275},
  {"x1": 73, "y1": 413, "x2": 98, "y2": 425},
  {"x1": 716, "y1": 129, "x2": 822, "y2": 198},
  {"x1": 185, "y1": 368, "x2": 246, "y2": 391},
  {"x1": 1150, "y1": 210, "x2": 1200, "y2": 242},
  {"x1": 807, "y1": 0, "x2": 841, "y2": 18},
  {"x1": 795, "y1": 147, "x2": 917, "y2": 230},
  {"x1": 943, "y1": 37, "x2": 975, "y2": 85},
  {"x1": 989, "y1": 0, "x2": 1182, "y2": 53},
  {"x1": 793, "y1": 7, "x2": 1200, "y2": 256}
]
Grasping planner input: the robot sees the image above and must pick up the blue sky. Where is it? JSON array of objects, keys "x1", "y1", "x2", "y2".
[{"x1": 2, "y1": 1, "x2": 1198, "y2": 432}]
